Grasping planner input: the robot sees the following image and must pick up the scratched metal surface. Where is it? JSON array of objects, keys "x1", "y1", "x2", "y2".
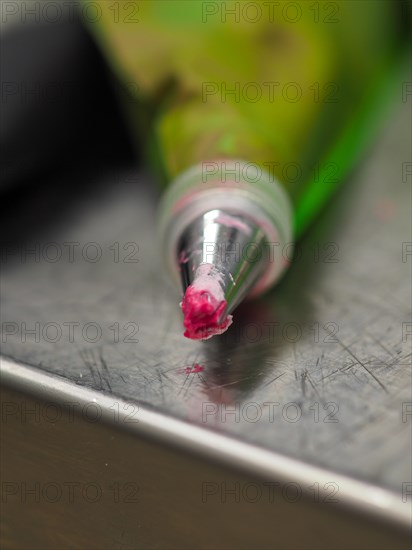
[{"x1": 1, "y1": 97, "x2": 411, "y2": 498}]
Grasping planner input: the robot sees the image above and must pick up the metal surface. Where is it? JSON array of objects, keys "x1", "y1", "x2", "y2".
[
  {"x1": 1, "y1": 97, "x2": 411, "y2": 538},
  {"x1": 2, "y1": 384, "x2": 409, "y2": 550}
]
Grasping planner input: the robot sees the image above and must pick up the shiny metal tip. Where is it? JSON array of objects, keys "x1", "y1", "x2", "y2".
[{"x1": 177, "y1": 209, "x2": 267, "y2": 337}]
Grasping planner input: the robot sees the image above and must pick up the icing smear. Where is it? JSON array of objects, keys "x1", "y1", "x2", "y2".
[{"x1": 181, "y1": 264, "x2": 233, "y2": 340}]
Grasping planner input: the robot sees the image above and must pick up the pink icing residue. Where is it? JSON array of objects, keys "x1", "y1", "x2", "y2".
[
  {"x1": 214, "y1": 214, "x2": 252, "y2": 235},
  {"x1": 181, "y1": 264, "x2": 233, "y2": 340},
  {"x1": 184, "y1": 364, "x2": 204, "y2": 374}
]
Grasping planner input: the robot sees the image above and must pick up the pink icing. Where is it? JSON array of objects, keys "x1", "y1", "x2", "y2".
[
  {"x1": 214, "y1": 214, "x2": 252, "y2": 235},
  {"x1": 184, "y1": 364, "x2": 204, "y2": 374},
  {"x1": 180, "y1": 264, "x2": 233, "y2": 340}
]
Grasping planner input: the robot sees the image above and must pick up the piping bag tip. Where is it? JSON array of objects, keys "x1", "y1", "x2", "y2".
[
  {"x1": 180, "y1": 264, "x2": 233, "y2": 340},
  {"x1": 175, "y1": 208, "x2": 273, "y2": 341},
  {"x1": 159, "y1": 162, "x2": 293, "y2": 341}
]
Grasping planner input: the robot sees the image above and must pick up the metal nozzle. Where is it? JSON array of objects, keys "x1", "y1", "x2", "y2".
[
  {"x1": 177, "y1": 209, "x2": 267, "y2": 325},
  {"x1": 158, "y1": 159, "x2": 294, "y2": 338}
]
